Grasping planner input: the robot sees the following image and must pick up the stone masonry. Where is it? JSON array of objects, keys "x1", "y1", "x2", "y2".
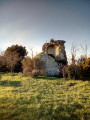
[{"x1": 39, "y1": 40, "x2": 67, "y2": 76}]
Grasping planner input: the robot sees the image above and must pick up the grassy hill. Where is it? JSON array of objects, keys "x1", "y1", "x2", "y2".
[{"x1": 0, "y1": 73, "x2": 90, "y2": 120}]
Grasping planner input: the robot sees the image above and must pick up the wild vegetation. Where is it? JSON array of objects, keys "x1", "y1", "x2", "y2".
[
  {"x1": 66, "y1": 42, "x2": 90, "y2": 80},
  {"x1": 22, "y1": 56, "x2": 46, "y2": 77},
  {"x1": 0, "y1": 42, "x2": 90, "y2": 119},
  {"x1": 67, "y1": 57, "x2": 90, "y2": 80},
  {"x1": 0, "y1": 45, "x2": 27, "y2": 73},
  {"x1": 0, "y1": 73, "x2": 90, "y2": 120},
  {"x1": 0, "y1": 42, "x2": 90, "y2": 80}
]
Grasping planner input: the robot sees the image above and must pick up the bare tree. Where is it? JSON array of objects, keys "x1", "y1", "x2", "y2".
[
  {"x1": 80, "y1": 42, "x2": 88, "y2": 58},
  {"x1": 71, "y1": 42, "x2": 78, "y2": 64},
  {"x1": 5, "y1": 52, "x2": 20, "y2": 73}
]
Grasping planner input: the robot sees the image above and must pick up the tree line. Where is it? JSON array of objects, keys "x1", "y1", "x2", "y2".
[
  {"x1": 0, "y1": 44, "x2": 90, "y2": 80},
  {"x1": 0, "y1": 44, "x2": 45, "y2": 77}
]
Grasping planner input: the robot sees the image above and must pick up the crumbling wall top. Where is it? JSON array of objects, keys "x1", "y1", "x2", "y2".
[{"x1": 42, "y1": 40, "x2": 65, "y2": 51}]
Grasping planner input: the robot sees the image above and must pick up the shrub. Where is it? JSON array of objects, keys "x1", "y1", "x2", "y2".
[
  {"x1": 79, "y1": 57, "x2": 90, "y2": 80},
  {"x1": 67, "y1": 64, "x2": 79, "y2": 79},
  {"x1": 22, "y1": 56, "x2": 46, "y2": 77},
  {"x1": 22, "y1": 57, "x2": 33, "y2": 74},
  {"x1": 67, "y1": 57, "x2": 90, "y2": 80},
  {"x1": 31, "y1": 69, "x2": 46, "y2": 77}
]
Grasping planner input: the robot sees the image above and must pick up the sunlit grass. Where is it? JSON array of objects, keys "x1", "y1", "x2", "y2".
[{"x1": 0, "y1": 73, "x2": 90, "y2": 120}]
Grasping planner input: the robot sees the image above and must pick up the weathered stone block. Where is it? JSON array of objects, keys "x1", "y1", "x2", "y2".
[{"x1": 39, "y1": 40, "x2": 67, "y2": 76}]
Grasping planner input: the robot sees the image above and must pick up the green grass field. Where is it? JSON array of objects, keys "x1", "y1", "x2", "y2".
[{"x1": 0, "y1": 73, "x2": 90, "y2": 120}]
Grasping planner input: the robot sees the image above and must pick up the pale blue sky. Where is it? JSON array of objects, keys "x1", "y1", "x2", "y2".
[{"x1": 0, "y1": 0, "x2": 90, "y2": 58}]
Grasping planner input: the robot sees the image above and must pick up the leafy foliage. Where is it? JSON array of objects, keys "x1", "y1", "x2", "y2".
[
  {"x1": 78, "y1": 57, "x2": 90, "y2": 80},
  {"x1": 67, "y1": 64, "x2": 79, "y2": 79},
  {"x1": 4, "y1": 44, "x2": 27, "y2": 72},
  {"x1": 67, "y1": 57, "x2": 90, "y2": 80},
  {"x1": 5, "y1": 44, "x2": 27, "y2": 58}
]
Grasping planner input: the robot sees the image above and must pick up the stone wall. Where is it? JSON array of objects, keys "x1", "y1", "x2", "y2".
[
  {"x1": 40, "y1": 53, "x2": 59, "y2": 76},
  {"x1": 39, "y1": 40, "x2": 67, "y2": 76}
]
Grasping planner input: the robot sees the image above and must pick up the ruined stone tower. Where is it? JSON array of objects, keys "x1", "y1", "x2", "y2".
[{"x1": 40, "y1": 40, "x2": 67, "y2": 76}]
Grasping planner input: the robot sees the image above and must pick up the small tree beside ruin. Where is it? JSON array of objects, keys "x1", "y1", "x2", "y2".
[
  {"x1": 5, "y1": 52, "x2": 20, "y2": 73},
  {"x1": 22, "y1": 57, "x2": 33, "y2": 75},
  {"x1": 22, "y1": 56, "x2": 46, "y2": 77}
]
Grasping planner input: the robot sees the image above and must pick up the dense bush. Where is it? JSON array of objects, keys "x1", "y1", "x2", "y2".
[
  {"x1": 5, "y1": 44, "x2": 27, "y2": 72},
  {"x1": 5, "y1": 44, "x2": 27, "y2": 58},
  {"x1": 67, "y1": 64, "x2": 79, "y2": 79},
  {"x1": 67, "y1": 57, "x2": 90, "y2": 80},
  {"x1": 0, "y1": 45, "x2": 27, "y2": 73},
  {"x1": 22, "y1": 56, "x2": 46, "y2": 77},
  {"x1": 78, "y1": 57, "x2": 90, "y2": 80},
  {"x1": 21, "y1": 57, "x2": 33, "y2": 75}
]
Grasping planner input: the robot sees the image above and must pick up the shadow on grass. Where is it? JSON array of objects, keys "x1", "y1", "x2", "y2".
[
  {"x1": 35, "y1": 76, "x2": 61, "y2": 80},
  {"x1": 0, "y1": 80, "x2": 21, "y2": 87},
  {"x1": 51, "y1": 103, "x2": 84, "y2": 120},
  {"x1": 37, "y1": 103, "x2": 84, "y2": 120},
  {"x1": 18, "y1": 103, "x2": 84, "y2": 120},
  {"x1": 0, "y1": 99, "x2": 87, "y2": 120}
]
